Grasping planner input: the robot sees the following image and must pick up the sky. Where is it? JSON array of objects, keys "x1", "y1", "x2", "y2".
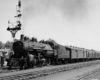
[{"x1": 0, "y1": 0, "x2": 100, "y2": 51}]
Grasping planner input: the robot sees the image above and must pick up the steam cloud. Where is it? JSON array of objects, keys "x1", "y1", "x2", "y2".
[
  {"x1": 21, "y1": 0, "x2": 100, "y2": 50},
  {"x1": 21, "y1": 0, "x2": 89, "y2": 35},
  {"x1": 22, "y1": 0, "x2": 88, "y2": 20}
]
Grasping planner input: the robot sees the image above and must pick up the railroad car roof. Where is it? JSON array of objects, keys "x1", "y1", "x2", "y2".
[
  {"x1": 65, "y1": 46, "x2": 98, "y2": 53},
  {"x1": 65, "y1": 45, "x2": 90, "y2": 51}
]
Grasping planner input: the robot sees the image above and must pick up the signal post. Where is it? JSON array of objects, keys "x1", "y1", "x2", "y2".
[{"x1": 7, "y1": 0, "x2": 22, "y2": 42}]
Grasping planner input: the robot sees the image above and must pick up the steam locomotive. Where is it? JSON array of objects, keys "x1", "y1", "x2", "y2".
[{"x1": 7, "y1": 34, "x2": 100, "y2": 69}]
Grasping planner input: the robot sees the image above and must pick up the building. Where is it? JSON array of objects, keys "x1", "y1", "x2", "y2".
[{"x1": 0, "y1": 49, "x2": 10, "y2": 67}]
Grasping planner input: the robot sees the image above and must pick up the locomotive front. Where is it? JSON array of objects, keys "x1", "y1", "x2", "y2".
[
  {"x1": 13, "y1": 41, "x2": 23, "y2": 54},
  {"x1": 12, "y1": 34, "x2": 55, "y2": 68},
  {"x1": 12, "y1": 35, "x2": 25, "y2": 58}
]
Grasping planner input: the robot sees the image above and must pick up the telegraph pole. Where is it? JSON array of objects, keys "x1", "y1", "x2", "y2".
[{"x1": 7, "y1": 0, "x2": 22, "y2": 42}]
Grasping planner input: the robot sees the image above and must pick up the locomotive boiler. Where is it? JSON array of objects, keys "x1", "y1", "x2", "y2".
[{"x1": 8, "y1": 34, "x2": 56, "y2": 69}]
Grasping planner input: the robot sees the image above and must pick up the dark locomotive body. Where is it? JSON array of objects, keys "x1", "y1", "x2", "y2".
[
  {"x1": 8, "y1": 35, "x2": 55, "y2": 69},
  {"x1": 7, "y1": 34, "x2": 100, "y2": 69}
]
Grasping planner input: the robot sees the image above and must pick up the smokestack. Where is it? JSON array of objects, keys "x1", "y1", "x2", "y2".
[{"x1": 20, "y1": 34, "x2": 24, "y2": 41}]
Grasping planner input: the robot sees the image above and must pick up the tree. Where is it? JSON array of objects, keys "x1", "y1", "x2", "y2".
[
  {"x1": 5, "y1": 41, "x2": 12, "y2": 49},
  {"x1": 0, "y1": 41, "x2": 4, "y2": 49}
]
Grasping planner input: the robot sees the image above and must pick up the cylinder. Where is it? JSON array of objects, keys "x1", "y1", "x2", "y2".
[{"x1": 20, "y1": 34, "x2": 24, "y2": 41}]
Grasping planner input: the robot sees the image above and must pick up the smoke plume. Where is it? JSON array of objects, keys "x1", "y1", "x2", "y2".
[
  {"x1": 21, "y1": 0, "x2": 100, "y2": 50},
  {"x1": 22, "y1": 0, "x2": 88, "y2": 20}
]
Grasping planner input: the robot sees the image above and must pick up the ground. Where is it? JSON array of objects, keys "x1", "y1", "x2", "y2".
[{"x1": 30, "y1": 64, "x2": 100, "y2": 80}]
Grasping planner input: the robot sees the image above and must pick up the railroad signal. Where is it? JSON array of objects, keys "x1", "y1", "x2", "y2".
[
  {"x1": 18, "y1": 0, "x2": 21, "y2": 8},
  {"x1": 7, "y1": 0, "x2": 22, "y2": 42}
]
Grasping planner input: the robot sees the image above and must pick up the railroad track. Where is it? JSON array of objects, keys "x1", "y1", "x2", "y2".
[
  {"x1": 0, "y1": 60, "x2": 100, "y2": 80},
  {"x1": 0, "y1": 65, "x2": 53, "y2": 74},
  {"x1": 0, "y1": 66, "x2": 21, "y2": 74},
  {"x1": 0, "y1": 69, "x2": 20, "y2": 74}
]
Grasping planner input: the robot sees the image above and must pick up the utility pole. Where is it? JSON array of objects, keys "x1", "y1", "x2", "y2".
[{"x1": 7, "y1": 0, "x2": 22, "y2": 42}]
